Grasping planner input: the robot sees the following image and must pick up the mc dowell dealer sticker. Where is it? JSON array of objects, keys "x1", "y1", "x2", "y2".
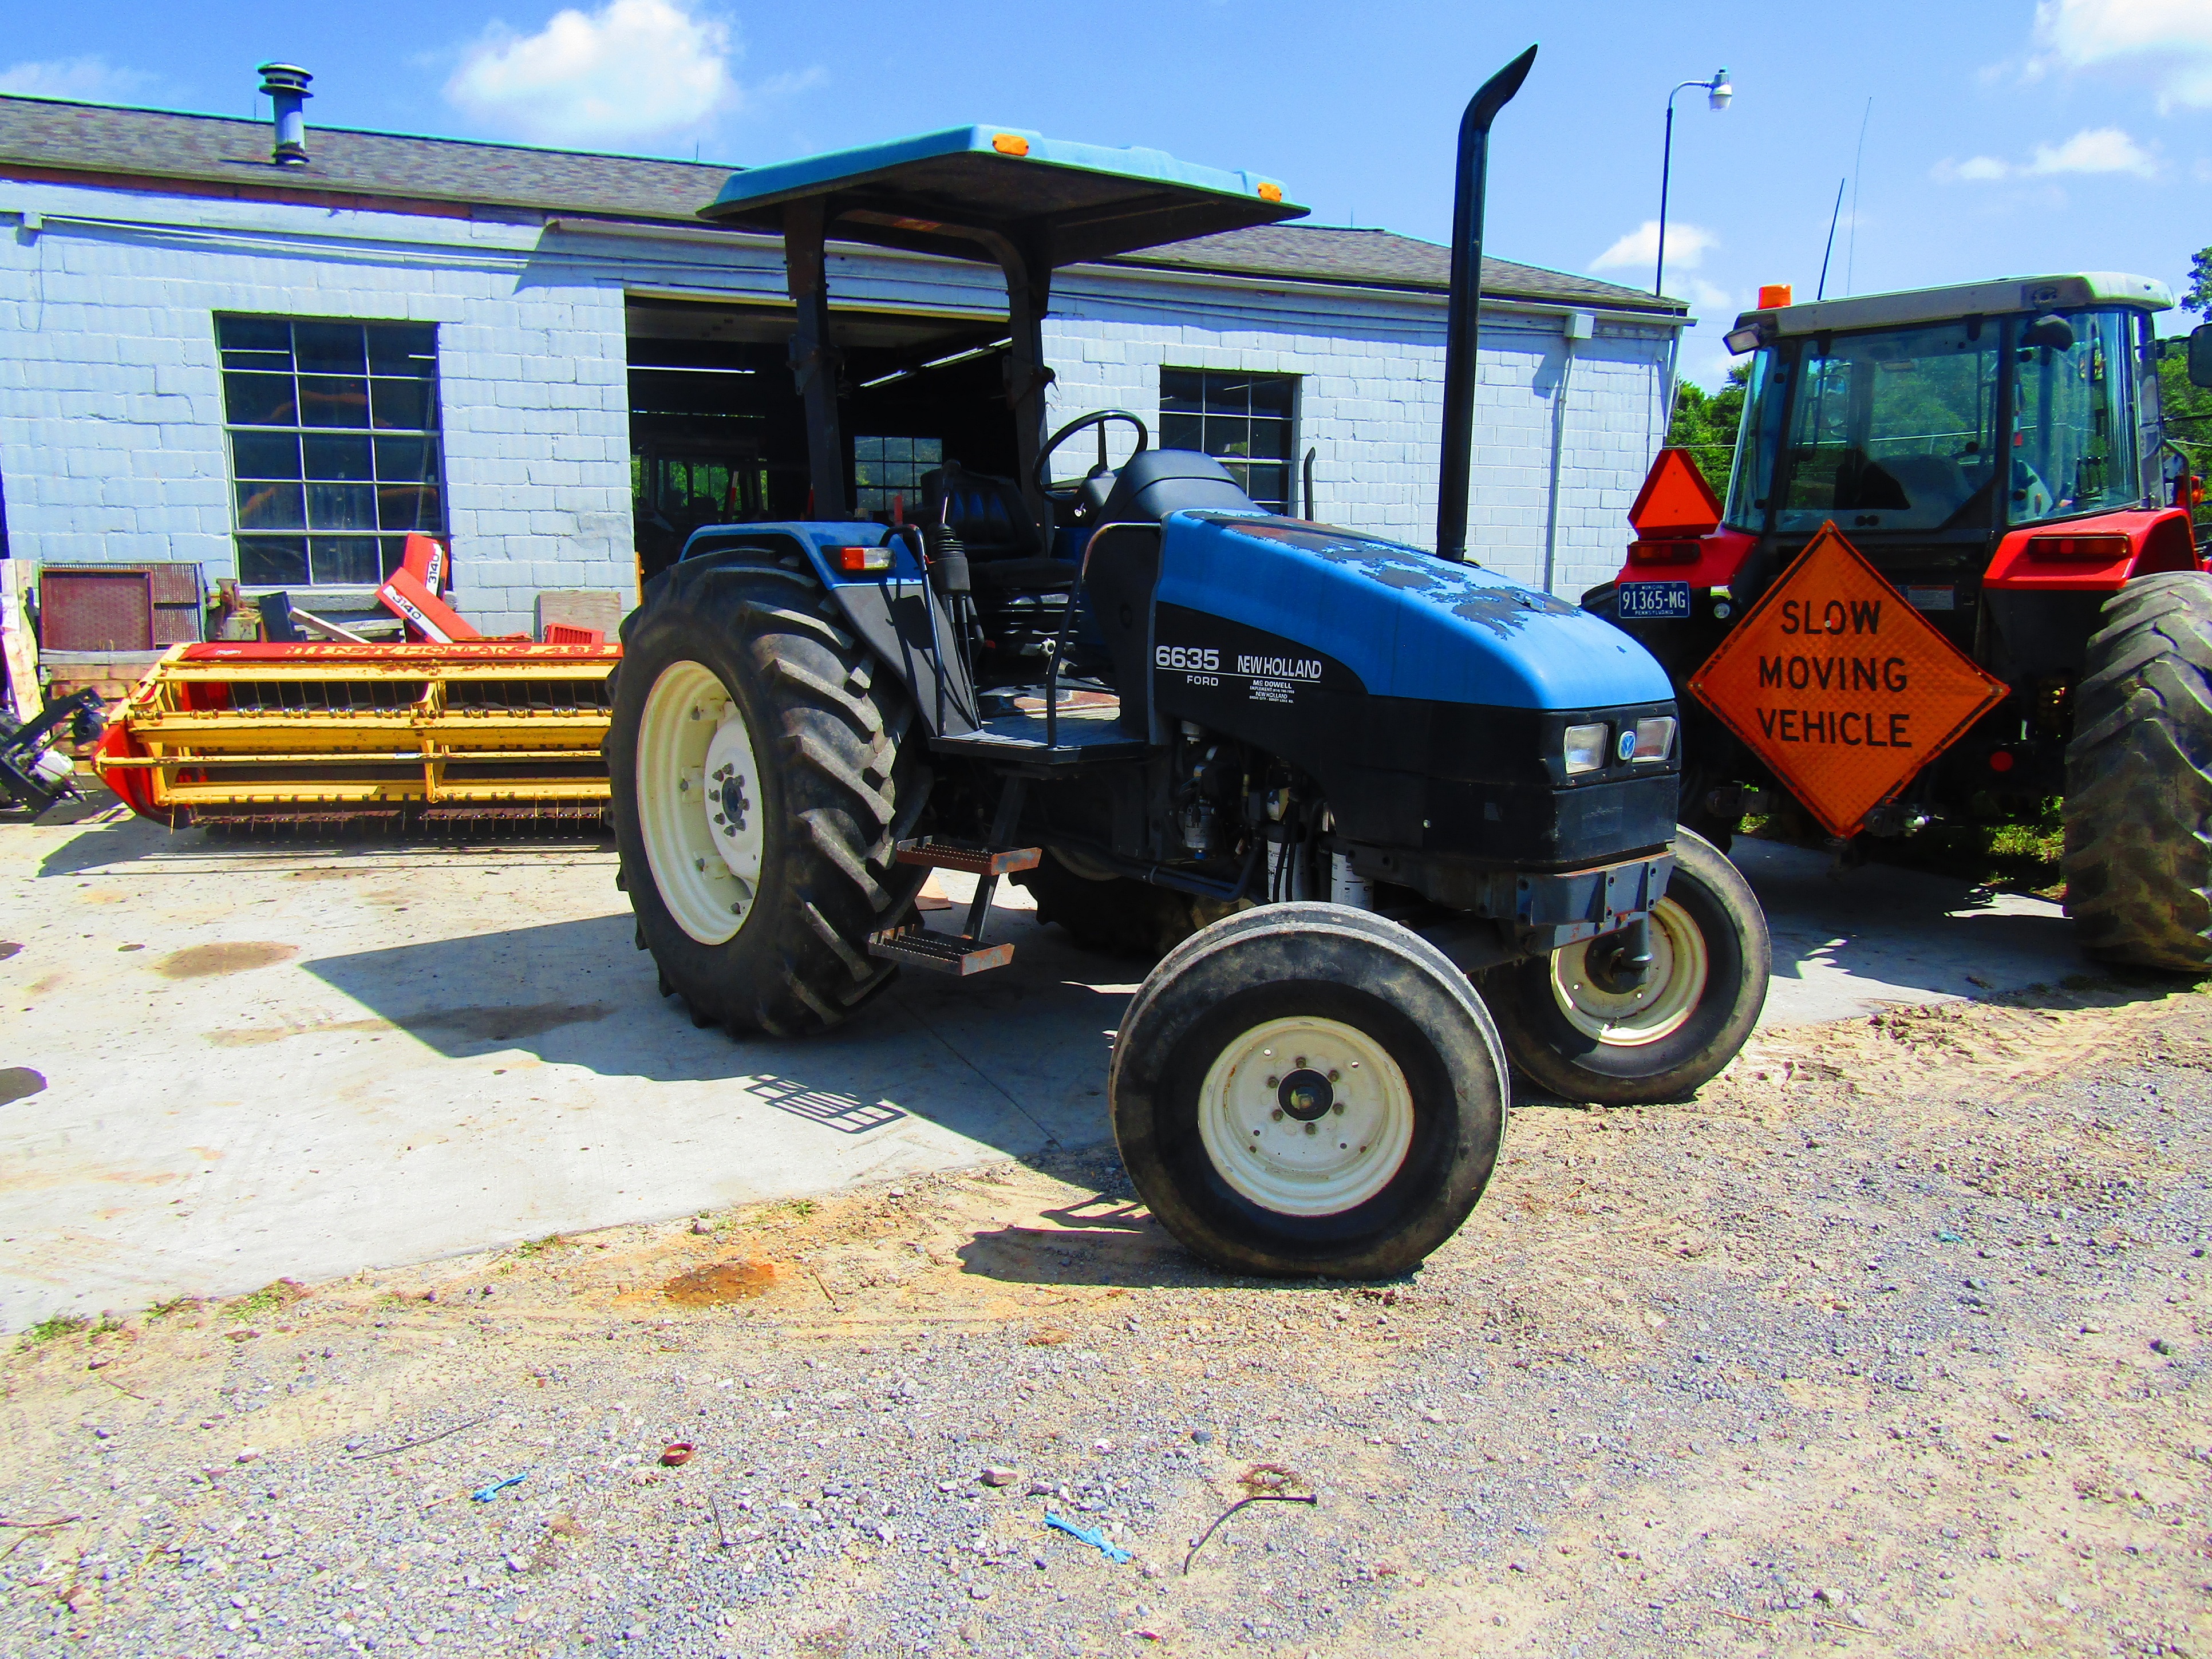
[{"x1": 1686, "y1": 521, "x2": 2006, "y2": 839}]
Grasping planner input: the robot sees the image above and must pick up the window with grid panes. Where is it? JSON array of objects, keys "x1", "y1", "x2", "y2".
[
  {"x1": 852, "y1": 436, "x2": 942, "y2": 517},
  {"x1": 1158, "y1": 369, "x2": 1296, "y2": 511},
  {"x1": 218, "y1": 317, "x2": 446, "y2": 588}
]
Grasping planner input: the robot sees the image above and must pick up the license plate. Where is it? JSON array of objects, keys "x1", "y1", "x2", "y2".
[{"x1": 1617, "y1": 580, "x2": 1692, "y2": 621}]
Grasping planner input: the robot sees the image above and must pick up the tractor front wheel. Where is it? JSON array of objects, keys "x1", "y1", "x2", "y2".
[
  {"x1": 1479, "y1": 827, "x2": 1768, "y2": 1105},
  {"x1": 1110, "y1": 903, "x2": 1506, "y2": 1278},
  {"x1": 2064, "y1": 572, "x2": 2212, "y2": 971},
  {"x1": 606, "y1": 550, "x2": 929, "y2": 1036}
]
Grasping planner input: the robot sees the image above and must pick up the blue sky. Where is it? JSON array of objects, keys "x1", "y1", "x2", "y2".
[{"x1": 4, "y1": 0, "x2": 2207, "y2": 384}]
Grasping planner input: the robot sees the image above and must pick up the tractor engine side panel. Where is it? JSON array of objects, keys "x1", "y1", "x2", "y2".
[{"x1": 1150, "y1": 603, "x2": 1677, "y2": 869}]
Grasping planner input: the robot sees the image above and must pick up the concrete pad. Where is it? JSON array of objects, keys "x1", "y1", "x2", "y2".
[
  {"x1": 1732, "y1": 838, "x2": 2081, "y2": 1025},
  {"x1": 0, "y1": 803, "x2": 2088, "y2": 1330}
]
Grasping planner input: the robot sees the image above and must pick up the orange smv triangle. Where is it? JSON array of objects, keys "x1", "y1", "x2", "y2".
[
  {"x1": 1686, "y1": 523, "x2": 2008, "y2": 839},
  {"x1": 1628, "y1": 447, "x2": 1723, "y2": 537}
]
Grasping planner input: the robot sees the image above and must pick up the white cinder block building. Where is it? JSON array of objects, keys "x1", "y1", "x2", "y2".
[{"x1": 0, "y1": 86, "x2": 1686, "y2": 637}]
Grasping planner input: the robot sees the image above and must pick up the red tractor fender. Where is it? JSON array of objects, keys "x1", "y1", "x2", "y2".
[
  {"x1": 1610, "y1": 527, "x2": 1760, "y2": 591},
  {"x1": 1981, "y1": 507, "x2": 2201, "y2": 592}
]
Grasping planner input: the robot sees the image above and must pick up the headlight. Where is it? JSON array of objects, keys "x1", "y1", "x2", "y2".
[
  {"x1": 1630, "y1": 716, "x2": 1677, "y2": 763},
  {"x1": 1564, "y1": 722, "x2": 1609, "y2": 775}
]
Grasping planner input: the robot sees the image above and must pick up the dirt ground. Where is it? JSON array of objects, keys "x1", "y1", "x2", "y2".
[{"x1": 1, "y1": 981, "x2": 2206, "y2": 1659}]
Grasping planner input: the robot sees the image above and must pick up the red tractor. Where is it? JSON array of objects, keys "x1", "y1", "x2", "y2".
[{"x1": 1587, "y1": 274, "x2": 2212, "y2": 970}]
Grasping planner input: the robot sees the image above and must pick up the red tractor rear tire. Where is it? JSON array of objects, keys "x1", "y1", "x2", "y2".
[{"x1": 2063, "y1": 572, "x2": 2212, "y2": 972}]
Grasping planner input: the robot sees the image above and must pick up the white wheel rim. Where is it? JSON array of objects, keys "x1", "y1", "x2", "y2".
[
  {"x1": 1196, "y1": 1016, "x2": 1415, "y2": 1218},
  {"x1": 1548, "y1": 897, "x2": 1708, "y2": 1048},
  {"x1": 636, "y1": 661, "x2": 765, "y2": 946}
]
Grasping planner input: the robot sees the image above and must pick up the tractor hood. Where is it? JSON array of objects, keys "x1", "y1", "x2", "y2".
[{"x1": 1155, "y1": 514, "x2": 1673, "y2": 712}]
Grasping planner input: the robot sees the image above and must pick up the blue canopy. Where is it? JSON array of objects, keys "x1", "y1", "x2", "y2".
[{"x1": 700, "y1": 124, "x2": 1304, "y2": 269}]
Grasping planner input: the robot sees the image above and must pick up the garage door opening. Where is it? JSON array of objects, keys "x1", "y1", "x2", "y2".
[{"x1": 626, "y1": 297, "x2": 1018, "y2": 580}]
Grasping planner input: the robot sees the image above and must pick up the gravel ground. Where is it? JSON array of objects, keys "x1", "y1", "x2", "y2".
[{"x1": 2, "y1": 981, "x2": 2207, "y2": 1658}]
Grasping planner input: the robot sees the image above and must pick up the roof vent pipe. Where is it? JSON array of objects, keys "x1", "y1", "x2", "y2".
[
  {"x1": 257, "y1": 63, "x2": 313, "y2": 167},
  {"x1": 1435, "y1": 44, "x2": 1536, "y2": 564}
]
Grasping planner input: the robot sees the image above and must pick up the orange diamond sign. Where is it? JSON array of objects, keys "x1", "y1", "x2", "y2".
[{"x1": 1687, "y1": 522, "x2": 2007, "y2": 838}]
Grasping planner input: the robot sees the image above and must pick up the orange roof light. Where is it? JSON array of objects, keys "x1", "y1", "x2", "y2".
[
  {"x1": 1757, "y1": 283, "x2": 1794, "y2": 310},
  {"x1": 992, "y1": 133, "x2": 1030, "y2": 157},
  {"x1": 1257, "y1": 181, "x2": 1283, "y2": 203}
]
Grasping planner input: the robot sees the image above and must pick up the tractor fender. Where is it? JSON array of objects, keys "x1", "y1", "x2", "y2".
[
  {"x1": 676, "y1": 522, "x2": 981, "y2": 737},
  {"x1": 1981, "y1": 507, "x2": 2201, "y2": 592}
]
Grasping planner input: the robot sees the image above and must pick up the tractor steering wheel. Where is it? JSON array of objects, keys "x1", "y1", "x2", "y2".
[{"x1": 1036, "y1": 410, "x2": 1150, "y2": 511}]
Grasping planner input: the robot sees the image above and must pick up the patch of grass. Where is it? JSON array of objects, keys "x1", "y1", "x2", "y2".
[
  {"x1": 783, "y1": 1199, "x2": 820, "y2": 1220},
  {"x1": 147, "y1": 1296, "x2": 202, "y2": 1321},
  {"x1": 223, "y1": 1278, "x2": 307, "y2": 1322},
  {"x1": 18, "y1": 1313, "x2": 89, "y2": 1348},
  {"x1": 1741, "y1": 796, "x2": 2069, "y2": 896},
  {"x1": 513, "y1": 1234, "x2": 569, "y2": 1258}
]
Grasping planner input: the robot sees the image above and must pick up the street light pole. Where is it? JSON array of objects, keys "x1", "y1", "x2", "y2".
[{"x1": 1655, "y1": 68, "x2": 1732, "y2": 299}]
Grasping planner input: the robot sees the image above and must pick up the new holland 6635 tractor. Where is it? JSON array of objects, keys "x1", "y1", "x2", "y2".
[
  {"x1": 607, "y1": 52, "x2": 1772, "y2": 1278},
  {"x1": 1589, "y1": 275, "x2": 2212, "y2": 971}
]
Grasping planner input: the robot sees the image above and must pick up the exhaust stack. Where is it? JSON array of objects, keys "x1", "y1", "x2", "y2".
[
  {"x1": 1435, "y1": 45, "x2": 1536, "y2": 564},
  {"x1": 257, "y1": 63, "x2": 313, "y2": 167}
]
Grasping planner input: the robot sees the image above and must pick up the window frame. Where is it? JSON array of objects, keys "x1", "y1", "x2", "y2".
[
  {"x1": 217, "y1": 314, "x2": 447, "y2": 592},
  {"x1": 1158, "y1": 367, "x2": 1300, "y2": 513}
]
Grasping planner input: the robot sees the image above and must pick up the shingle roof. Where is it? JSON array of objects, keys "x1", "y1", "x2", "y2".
[
  {"x1": 0, "y1": 94, "x2": 1686, "y2": 315},
  {"x1": 0, "y1": 94, "x2": 734, "y2": 220},
  {"x1": 1108, "y1": 224, "x2": 1685, "y2": 314}
]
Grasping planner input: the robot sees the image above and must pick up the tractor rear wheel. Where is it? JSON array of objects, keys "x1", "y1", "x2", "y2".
[
  {"x1": 1012, "y1": 847, "x2": 1198, "y2": 958},
  {"x1": 1110, "y1": 903, "x2": 1506, "y2": 1278},
  {"x1": 2063, "y1": 572, "x2": 2212, "y2": 971},
  {"x1": 1479, "y1": 827, "x2": 1768, "y2": 1105},
  {"x1": 606, "y1": 550, "x2": 930, "y2": 1035}
]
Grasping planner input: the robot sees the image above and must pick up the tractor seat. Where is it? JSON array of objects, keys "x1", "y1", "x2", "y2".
[{"x1": 921, "y1": 461, "x2": 1042, "y2": 560}]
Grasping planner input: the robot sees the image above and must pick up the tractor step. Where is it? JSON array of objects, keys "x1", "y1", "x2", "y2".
[
  {"x1": 893, "y1": 838, "x2": 1042, "y2": 876},
  {"x1": 867, "y1": 925, "x2": 1015, "y2": 976}
]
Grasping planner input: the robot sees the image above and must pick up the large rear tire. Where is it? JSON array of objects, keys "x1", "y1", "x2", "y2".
[
  {"x1": 1011, "y1": 847, "x2": 1197, "y2": 958},
  {"x1": 1479, "y1": 828, "x2": 1768, "y2": 1105},
  {"x1": 1109, "y1": 903, "x2": 1506, "y2": 1279},
  {"x1": 606, "y1": 550, "x2": 929, "y2": 1035},
  {"x1": 2064, "y1": 572, "x2": 2212, "y2": 971}
]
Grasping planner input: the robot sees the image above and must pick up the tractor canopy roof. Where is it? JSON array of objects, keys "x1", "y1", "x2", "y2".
[
  {"x1": 699, "y1": 125, "x2": 1304, "y2": 269},
  {"x1": 1736, "y1": 272, "x2": 2172, "y2": 340}
]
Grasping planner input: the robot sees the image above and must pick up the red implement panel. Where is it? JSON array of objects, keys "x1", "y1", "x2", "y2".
[{"x1": 40, "y1": 570, "x2": 154, "y2": 651}]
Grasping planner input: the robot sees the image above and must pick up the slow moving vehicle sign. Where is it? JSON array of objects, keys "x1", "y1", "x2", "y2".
[{"x1": 1686, "y1": 522, "x2": 2006, "y2": 839}]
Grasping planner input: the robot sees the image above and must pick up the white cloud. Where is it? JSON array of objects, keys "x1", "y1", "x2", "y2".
[
  {"x1": 0, "y1": 55, "x2": 156, "y2": 102},
  {"x1": 2030, "y1": 0, "x2": 2212, "y2": 110},
  {"x1": 1934, "y1": 126, "x2": 2158, "y2": 182},
  {"x1": 446, "y1": 0, "x2": 749, "y2": 145},
  {"x1": 1687, "y1": 279, "x2": 1737, "y2": 317},
  {"x1": 1591, "y1": 220, "x2": 1716, "y2": 274}
]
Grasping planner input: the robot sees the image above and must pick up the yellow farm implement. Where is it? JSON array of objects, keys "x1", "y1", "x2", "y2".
[{"x1": 94, "y1": 641, "x2": 618, "y2": 827}]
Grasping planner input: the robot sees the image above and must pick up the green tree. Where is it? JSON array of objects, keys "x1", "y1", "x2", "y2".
[
  {"x1": 2183, "y1": 243, "x2": 2212, "y2": 315},
  {"x1": 2167, "y1": 242, "x2": 2212, "y2": 530},
  {"x1": 1665, "y1": 360, "x2": 1751, "y2": 496}
]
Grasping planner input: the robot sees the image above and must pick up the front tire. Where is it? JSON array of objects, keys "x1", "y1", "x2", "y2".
[
  {"x1": 606, "y1": 550, "x2": 929, "y2": 1035},
  {"x1": 1480, "y1": 828, "x2": 1768, "y2": 1105},
  {"x1": 1110, "y1": 903, "x2": 1506, "y2": 1278},
  {"x1": 2063, "y1": 572, "x2": 2212, "y2": 972}
]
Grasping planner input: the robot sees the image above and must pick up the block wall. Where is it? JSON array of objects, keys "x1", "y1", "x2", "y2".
[{"x1": 0, "y1": 183, "x2": 1678, "y2": 639}]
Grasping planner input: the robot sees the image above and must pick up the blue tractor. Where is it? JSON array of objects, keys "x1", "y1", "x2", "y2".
[{"x1": 606, "y1": 52, "x2": 1771, "y2": 1278}]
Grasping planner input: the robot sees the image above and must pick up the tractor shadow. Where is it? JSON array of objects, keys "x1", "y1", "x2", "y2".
[
  {"x1": 301, "y1": 903, "x2": 1133, "y2": 1159},
  {"x1": 1725, "y1": 838, "x2": 2143, "y2": 1020},
  {"x1": 955, "y1": 1195, "x2": 1220, "y2": 1290}
]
